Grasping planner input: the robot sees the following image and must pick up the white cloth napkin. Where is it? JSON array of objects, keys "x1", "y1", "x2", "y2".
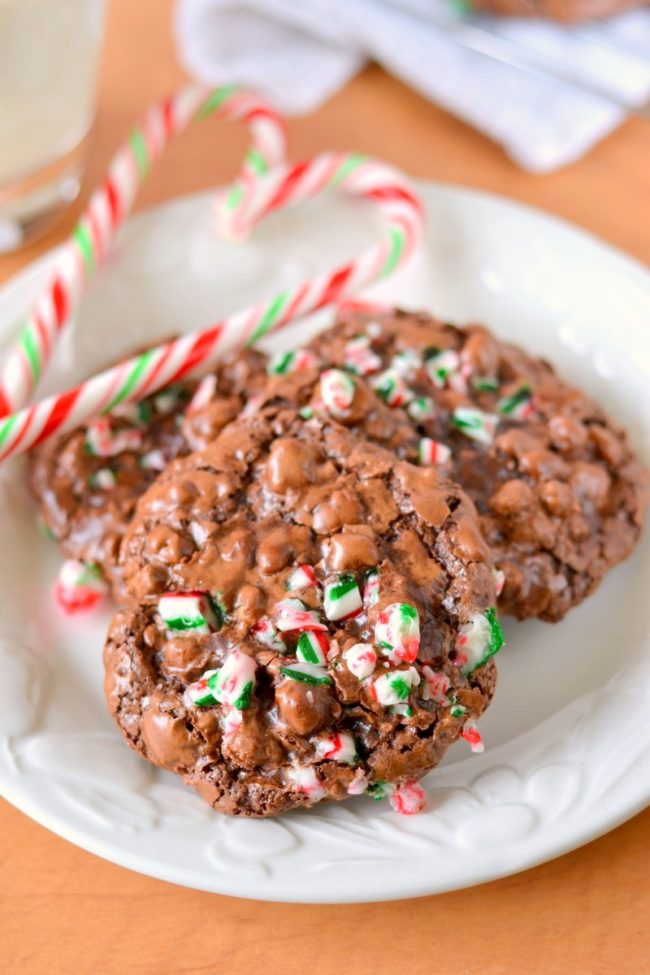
[{"x1": 174, "y1": 0, "x2": 650, "y2": 172}]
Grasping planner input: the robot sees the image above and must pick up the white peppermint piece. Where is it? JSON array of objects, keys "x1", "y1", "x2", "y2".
[
  {"x1": 287, "y1": 766, "x2": 326, "y2": 801},
  {"x1": 343, "y1": 643, "x2": 377, "y2": 680}
]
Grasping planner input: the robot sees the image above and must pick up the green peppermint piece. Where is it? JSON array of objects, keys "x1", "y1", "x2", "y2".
[
  {"x1": 374, "y1": 603, "x2": 420, "y2": 663},
  {"x1": 296, "y1": 630, "x2": 329, "y2": 666},
  {"x1": 472, "y1": 376, "x2": 500, "y2": 393},
  {"x1": 279, "y1": 661, "x2": 333, "y2": 686},
  {"x1": 213, "y1": 650, "x2": 257, "y2": 710},
  {"x1": 366, "y1": 780, "x2": 396, "y2": 801},
  {"x1": 184, "y1": 669, "x2": 219, "y2": 708},
  {"x1": 407, "y1": 396, "x2": 436, "y2": 422},
  {"x1": 370, "y1": 368, "x2": 410, "y2": 407},
  {"x1": 451, "y1": 407, "x2": 498, "y2": 445},
  {"x1": 323, "y1": 573, "x2": 362, "y2": 621},
  {"x1": 497, "y1": 384, "x2": 533, "y2": 417},
  {"x1": 372, "y1": 666, "x2": 420, "y2": 705},
  {"x1": 158, "y1": 591, "x2": 223, "y2": 634},
  {"x1": 423, "y1": 347, "x2": 460, "y2": 388},
  {"x1": 268, "y1": 349, "x2": 319, "y2": 375},
  {"x1": 456, "y1": 607, "x2": 504, "y2": 674},
  {"x1": 267, "y1": 350, "x2": 295, "y2": 375}
]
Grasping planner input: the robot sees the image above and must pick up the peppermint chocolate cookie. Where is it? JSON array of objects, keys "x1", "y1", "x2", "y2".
[
  {"x1": 29, "y1": 349, "x2": 267, "y2": 595},
  {"x1": 104, "y1": 406, "x2": 501, "y2": 817},
  {"x1": 308, "y1": 307, "x2": 647, "y2": 621}
]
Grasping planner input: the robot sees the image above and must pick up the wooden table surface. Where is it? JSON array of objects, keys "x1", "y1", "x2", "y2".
[{"x1": 1, "y1": 2, "x2": 648, "y2": 972}]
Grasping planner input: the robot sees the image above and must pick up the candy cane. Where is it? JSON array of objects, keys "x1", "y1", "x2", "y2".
[
  {"x1": 221, "y1": 151, "x2": 422, "y2": 274},
  {"x1": 0, "y1": 85, "x2": 288, "y2": 418},
  {"x1": 0, "y1": 150, "x2": 424, "y2": 463}
]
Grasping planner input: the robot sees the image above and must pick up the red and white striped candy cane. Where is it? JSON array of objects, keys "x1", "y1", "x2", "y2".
[
  {"x1": 217, "y1": 151, "x2": 423, "y2": 349},
  {"x1": 0, "y1": 150, "x2": 424, "y2": 463},
  {"x1": 0, "y1": 85, "x2": 287, "y2": 418}
]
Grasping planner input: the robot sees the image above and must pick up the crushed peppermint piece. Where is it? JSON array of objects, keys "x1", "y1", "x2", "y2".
[
  {"x1": 274, "y1": 597, "x2": 327, "y2": 633},
  {"x1": 343, "y1": 643, "x2": 377, "y2": 680},
  {"x1": 323, "y1": 574, "x2": 362, "y2": 621},
  {"x1": 390, "y1": 780, "x2": 426, "y2": 815},
  {"x1": 240, "y1": 395, "x2": 264, "y2": 418},
  {"x1": 347, "y1": 772, "x2": 370, "y2": 795},
  {"x1": 366, "y1": 780, "x2": 396, "y2": 801},
  {"x1": 424, "y1": 347, "x2": 460, "y2": 387},
  {"x1": 268, "y1": 348, "x2": 320, "y2": 375},
  {"x1": 390, "y1": 348, "x2": 421, "y2": 378},
  {"x1": 420, "y1": 665, "x2": 451, "y2": 704},
  {"x1": 493, "y1": 568, "x2": 506, "y2": 598},
  {"x1": 315, "y1": 732, "x2": 357, "y2": 764},
  {"x1": 390, "y1": 702, "x2": 414, "y2": 718},
  {"x1": 279, "y1": 661, "x2": 333, "y2": 685},
  {"x1": 343, "y1": 335, "x2": 382, "y2": 376},
  {"x1": 371, "y1": 368, "x2": 411, "y2": 407},
  {"x1": 371, "y1": 666, "x2": 420, "y2": 706},
  {"x1": 320, "y1": 369, "x2": 356, "y2": 415},
  {"x1": 222, "y1": 706, "x2": 243, "y2": 737},
  {"x1": 85, "y1": 418, "x2": 143, "y2": 457},
  {"x1": 286, "y1": 564, "x2": 318, "y2": 592},
  {"x1": 473, "y1": 376, "x2": 500, "y2": 393},
  {"x1": 461, "y1": 720, "x2": 485, "y2": 753},
  {"x1": 418, "y1": 437, "x2": 451, "y2": 466},
  {"x1": 251, "y1": 616, "x2": 287, "y2": 653},
  {"x1": 287, "y1": 766, "x2": 326, "y2": 801},
  {"x1": 452, "y1": 407, "x2": 499, "y2": 445},
  {"x1": 53, "y1": 559, "x2": 108, "y2": 614},
  {"x1": 362, "y1": 568, "x2": 380, "y2": 608},
  {"x1": 374, "y1": 603, "x2": 420, "y2": 663},
  {"x1": 497, "y1": 383, "x2": 534, "y2": 419},
  {"x1": 212, "y1": 650, "x2": 256, "y2": 709},
  {"x1": 184, "y1": 669, "x2": 219, "y2": 708},
  {"x1": 158, "y1": 591, "x2": 222, "y2": 634},
  {"x1": 296, "y1": 630, "x2": 329, "y2": 666},
  {"x1": 455, "y1": 607, "x2": 504, "y2": 674},
  {"x1": 408, "y1": 396, "x2": 436, "y2": 421}
]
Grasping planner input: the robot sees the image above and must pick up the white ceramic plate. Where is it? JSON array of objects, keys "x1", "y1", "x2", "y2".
[{"x1": 0, "y1": 183, "x2": 648, "y2": 904}]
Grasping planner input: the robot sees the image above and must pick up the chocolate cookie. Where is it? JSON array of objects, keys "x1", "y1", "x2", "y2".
[
  {"x1": 29, "y1": 349, "x2": 267, "y2": 595},
  {"x1": 307, "y1": 307, "x2": 647, "y2": 622},
  {"x1": 104, "y1": 406, "x2": 501, "y2": 817}
]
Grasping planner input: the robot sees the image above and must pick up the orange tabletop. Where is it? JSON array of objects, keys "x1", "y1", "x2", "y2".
[{"x1": 1, "y1": 2, "x2": 649, "y2": 973}]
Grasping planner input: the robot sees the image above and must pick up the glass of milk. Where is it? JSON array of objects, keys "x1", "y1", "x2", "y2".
[{"x1": 0, "y1": 0, "x2": 106, "y2": 253}]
